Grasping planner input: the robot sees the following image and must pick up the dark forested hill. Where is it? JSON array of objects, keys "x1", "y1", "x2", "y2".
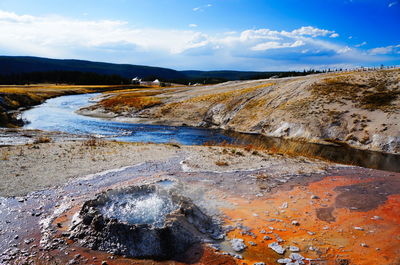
[
  {"x1": 0, "y1": 56, "x2": 319, "y2": 84},
  {"x1": 0, "y1": 56, "x2": 186, "y2": 81}
]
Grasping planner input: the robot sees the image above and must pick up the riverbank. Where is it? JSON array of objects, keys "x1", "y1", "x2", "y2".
[{"x1": 79, "y1": 69, "x2": 400, "y2": 154}]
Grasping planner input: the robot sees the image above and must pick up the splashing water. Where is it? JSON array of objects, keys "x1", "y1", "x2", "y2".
[{"x1": 99, "y1": 191, "x2": 178, "y2": 228}]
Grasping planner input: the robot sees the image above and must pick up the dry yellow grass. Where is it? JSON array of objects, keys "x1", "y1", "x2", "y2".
[
  {"x1": 99, "y1": 92, "x2": 163, "y2": 113},
  {"x1": 184, "y1": 83, "x2": 274, "y2": 103}
]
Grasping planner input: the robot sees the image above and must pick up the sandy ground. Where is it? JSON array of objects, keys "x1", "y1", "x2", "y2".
[
  {"x1": 0, "y1": 139, "x2": 329, "y2": 197},
  {"x1": 0, "y1": 140, "x2": 180, "y2": 197}
]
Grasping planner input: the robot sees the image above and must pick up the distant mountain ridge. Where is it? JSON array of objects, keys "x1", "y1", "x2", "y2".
[
  {"x1": 0, "y1": 56, "x2": 186, "y2": 81},
  {"x1": 0, "y1": 56, "x2": 313, "y2": 83}
]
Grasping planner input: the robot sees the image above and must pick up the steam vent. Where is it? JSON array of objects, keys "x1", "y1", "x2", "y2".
[{"x1": 68, "y1": 184, "x2": 223, "y2": 260}]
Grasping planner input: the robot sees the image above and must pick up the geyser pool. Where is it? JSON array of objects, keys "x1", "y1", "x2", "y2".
[
  {"x1": 99, "y1": 189, "x2": 178, "y2": 228},
  {"x1": 69, "y1": 184, "x2": 224, "y2": 259}
]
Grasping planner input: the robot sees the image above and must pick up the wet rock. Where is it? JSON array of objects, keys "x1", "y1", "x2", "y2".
[
  {"x1": 291, "y1": 220, "x2": 300, "y2": 226},
  {"x1": 24, "y1": 238, "x2": 33, "y2": 245},
  {"x1": 69, "y1": 184, "x2": 223, "y2": 260},
  {"x1": 289, "y1": 246, "x2": 300, "y2": 252},
  {"x1": 289, "y1": 253, "x2": 304, "y2": 262},
  {"x1": 371, "y1": 215, "x2": 382, "y2": 220},
  {"x1": 231, "y1": 238, "x2": 247, "y2": 252},
  {"x1": 268, "y1": 242, "x2": 285, "y2": 255},
  {"x1": 280, "y1": 202, "x2": 288, "y2": 209},
  {"x1": 277, "y1": 258, "x2": 292, "y2": 264}
]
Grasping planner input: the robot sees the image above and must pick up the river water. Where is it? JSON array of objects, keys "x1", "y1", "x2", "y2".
[
  {"x1": 21, "y1": 93, "x2": 400, "y2": 172},
  {"x1": 22, "y1": 93, "x2": 233, "y2": 145}
]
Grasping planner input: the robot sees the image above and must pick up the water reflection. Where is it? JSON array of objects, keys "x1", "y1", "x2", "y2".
[{"x1": 226, "y1": 132, "x2": 400, "y2": 172}]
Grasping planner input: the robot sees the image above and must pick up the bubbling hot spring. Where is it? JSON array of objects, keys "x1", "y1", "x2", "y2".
[
  {"x1": 69, "y1": 184, "x2": 223, "y2": 260},
  {"x1": 99, "y1": 188, "x2": 178, "y2": 228}
]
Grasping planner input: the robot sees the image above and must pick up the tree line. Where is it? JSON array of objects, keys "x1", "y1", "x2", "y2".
[{"x1": 0, "y1": 71, "x2": 130, "y2": 85}]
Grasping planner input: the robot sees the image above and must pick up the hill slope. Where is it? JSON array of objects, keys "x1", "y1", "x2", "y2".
[{"x1": 80, "y1": 69, "x2": 400, "y2": 154}]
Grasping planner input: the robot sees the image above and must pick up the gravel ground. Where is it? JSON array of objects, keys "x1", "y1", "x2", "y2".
[{"x1": 0, "y1": 138, "x2": 330, "y2": 197}]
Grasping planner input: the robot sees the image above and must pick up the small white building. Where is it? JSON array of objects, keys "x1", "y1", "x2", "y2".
[
  {"x1": 152, "y1": 79, "x2": 161, "y2": 86},
  {"x1": 131, "y1": 77, "x2": 141, "y2": 84}
]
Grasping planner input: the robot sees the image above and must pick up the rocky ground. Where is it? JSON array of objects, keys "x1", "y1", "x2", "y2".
[
  {"x1": 0, "y1": 133, "x2": 399, "y2": 265},
  {"x1": 79, "y1": 69, "x2": 400, "y2": 154}
]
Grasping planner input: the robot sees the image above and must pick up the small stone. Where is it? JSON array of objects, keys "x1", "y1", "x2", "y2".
[
  {"x1": 24, "y1": 239, "x2": 33, "y2": 245},
  {"x1": 310, "y1": 195, "x2": 320, "y2": 199},
  {"x1": 268, "y1": 242, "x2": 286, "y2": 255},
  {"x1": 14, "y1": 235, "x2": 19, "y2": 240},
  {"x1": 289, "y1": 246, "x2": 300, "y2": 252},
  {"x1": 360, "y1": 243, "x2": 368, "y2": 247},
  {"x1": 263, "y1": 236, "x2": 272, "y2": 240},
  {"x1": 101, "y1": 261, "x2": 108, "y2": 265},
  {"x1": 291, "y1": 220, "x2": 300, "y2": 226},
  {"x1": 260, "y1": 229, "x2": 266, "y2": 234},
  {"x1": 290, "y1": 253, "x2": 304, "y2": 261},
  {"x1": 307, "y1": 231, "x2": 315, "y2": 235},
  {"x1": 231, "y1": 238, "x2": 247, "y2": 252},
  {"x1": 253, "y1": 262, "x2": 266, "y2": 265},
  {"x1": 277, "y1": 258, "x2": 292, "y2": 264},
  {"x1": 354, "y1": 227, "x2": 364, "y2": 231},
  {"x1": 249, "y1": 241, "x2": 257, "y2": 246},
  {"x1": 280, "y1": 202, "x2": 288, "y2": 209},
  {"x1": 371, "y1": 216, "x2": 382, "y2": 220}
]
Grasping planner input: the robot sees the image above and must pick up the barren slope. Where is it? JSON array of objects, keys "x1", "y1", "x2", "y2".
[{"x1": 80, "y1": 69, "x2": 400, "y2": 154}]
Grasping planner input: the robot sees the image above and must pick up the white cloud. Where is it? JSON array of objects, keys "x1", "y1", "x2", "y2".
[
  {"x1": 388, "y1": 1, "x2": 398, "y2": 7},
  {"x1": 355, "y1": 41, "x2": 367, "y2": 47},
  {"x1": 192, "y1": 4, "x2": 212, "y2": 12},
  {"x1": 289, "y1": 26, "x2": 335, "y2": 37},
  {"x1": 337, "y1": 46, "x2": 352, "y2": 54},
  {"x1": 330, "y1": 33, "x2": 339, "y2": 38},
  {"x1": 369, "y1": 44, "x2": 400, "y2": 55},
  {"x1": 251, "y1": 40, "x2": 305, "y2": 51},
  {"x1": 0, "y1": 10, "x2": 386, "y2": 70}
]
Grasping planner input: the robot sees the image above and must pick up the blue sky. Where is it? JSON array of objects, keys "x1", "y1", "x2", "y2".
[{"x1": 0, "y1": 0, "x2": 399, "y2": 70}]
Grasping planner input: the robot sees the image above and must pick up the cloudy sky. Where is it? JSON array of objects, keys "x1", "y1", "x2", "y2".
[{"x1": 0, "y1": 0, "x2": 399, "y2": 70}]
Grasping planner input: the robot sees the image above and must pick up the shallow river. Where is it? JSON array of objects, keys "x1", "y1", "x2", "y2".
[
  {"x1": 22, "y1": 93, "x2": 233, "y2": 145},
  {"x1": 22, "y1": 93, "x2": 400, "y2": 172}
]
